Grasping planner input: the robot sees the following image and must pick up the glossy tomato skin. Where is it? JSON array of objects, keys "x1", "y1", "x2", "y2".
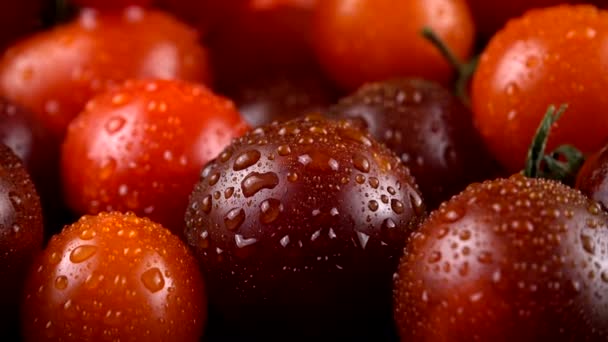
[
  {"x1": 394, "y1": 174, "x2": 608, "y2": 341},
  {"x1": 313, "y1": 0, "x2": 475, "y2": 90},
  {"x1": 61, "y1": 80, "x2": 249, "y2": 236},
  {"x1": 185, "y1": 115, "x2": 425, "y2": 340},
  {"x1": 72, "y1": 0, "x2": 153, "y2": 9},
  {"x1": 329, "y1": 79, "x2": 500, "y2": 209},
  {"x1": 472, "y1": 5, "x2": 608, "y2": 173},
  {"x1": 227, "y1": 72, "x2": 338, "y2": 128},
  {"x1": 576, "y1": 143, "x2": 608, "y2": 209},
  {"x1": 22, "y1": 212, "x2": 206, "y2": 342},
  {"x1": 466, "y1": 0, "x2": 592, "y2": 39},
  {"x1": 0, "y1": 144, "x2": 43, "y2": 338},
  {"x1": 0, "y1": 7, "x2": 211, "y2": 141}
]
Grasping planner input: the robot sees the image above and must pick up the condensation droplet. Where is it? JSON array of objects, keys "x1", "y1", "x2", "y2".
[
  {"x1": 234, "y1": 150, "x2": 261, "y2": 171},
  {"x1": 235, "y1": 234, "x2": 258, "y2": 248},
  {"x1": 70, "y1": 245, "x2": 97, "y2": 263},
  {"x1": 224, "y1": 208, "x2": 246, "y2": 231},
  {"x1": 140, "y1": 268, "x2": 165, "y2": 293}
]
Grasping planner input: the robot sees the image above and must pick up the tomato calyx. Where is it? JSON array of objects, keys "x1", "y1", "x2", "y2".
[
  {"x1": 524, "y1": 104, "x2": 584, "y2": 184},
  {"x1": 421, "y1": 27, "x2": 477, "y2": 107}
]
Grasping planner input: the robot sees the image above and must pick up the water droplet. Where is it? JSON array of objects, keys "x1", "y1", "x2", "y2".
[
  {"x1": 352, "y1": 154, "x2": 370, "y2": 173},
  {"x1": 368, "y1": 177, "x2": 379, "y2": 189},
  {"x1": 443, "y1": 208, "x2": 464, "y2": 222},
  {"x1": 355, "y1": 174, "x2": 366, "y2": 184},
  {"x1": 277, "y1": 145, "x2": 291, "y2": 156},
  {"x1": 387, "y1": 187, "x2": 396, "y2": 195},
  {"x1": 330, "y1": 207, "x2": 339, "y2": 216},
  {"x1": 391, "y1": 199, "x2": 405, "y2": 214},
  {"x1": 80, "y1": 229, "x2": 96, "y2": 240},
  {"x1": 339, "y1": 128, "x2": 372, "y2": 147},
  {"x1": 233, "y1": 150, "x2": 261, "y2": 171},
  {"x1": 141, "y1": 268, "x2": 165, "y2": 293},
  {"x1": 99, "y1": 159, "x2": 117, "y2": 181},
  {"x1": 328, "y1": 228, "x2": 337, "y2": 239},
  {"x1": 260, "y1": 198, "x2": 283, "y2": 224},
  {"x1": 469, "y1": 292, "x2": 483, "y2": 302},
  {"x1": 224, "y1": 187, "x2": 235, "y2": 199},
  {"x1": 70, "y1": 245, "x2": 97, "y2": 263},
  {"x1": 428, "y1": 251, "x2": 441, "y2": 263},
  {"x1": 208, "y1": 173, "x2": 220, "y2": 186},
  {"x1": 459, "y1": 230, "x2": 471, "y2": 241},
  {"x1": 241, "y1": 172, "x2": 279, "y2": 197},
  {"x1": 224, "y1": 208, "x2": 245, "y2": 231},
  {"x1": 235, "y1": 234, "x2": 258, "y2": 248},
  {"x1": 492, "y1": 269, "x2": 502, "y2": 283},
  {"x1": 219, "y1": 150, "x2": 233, "y2": 162},
  {"x1": 601, "y1": 271, "x2": 608, "y2": 283},
  {"x1": 477, "y1": 251, "x2": 493, "y2": 264},
  {"x1": 54, "y1": 276, "x2": 68, "y2": 290},
  {"x1": 328, "y1": 158, "x2": 339, "y2": 171},
  {"x1": 105, "y1": 116, "x2": 126, "y2": 134},
  {"x1": 357, "y1": 231, "x2": 370, "y2": 249},
  {"x1": 201, "y1": 195, "x2": 212, "y2": 214},
  {"x1": 368, "y1": 200, "x2": 379, "y2": 212},
  {"x1": 581, "y1": 234, "x2": 595, "y2": 255},
  {"x1": 298, "y1": 154, "x2": 312, "y2": 165},
  {"x1": 280, "y1": 235, "x2": 290, "y2": 247},
  {"x1": 287, "y1": 172, "x2": 299, "y2": 182}
]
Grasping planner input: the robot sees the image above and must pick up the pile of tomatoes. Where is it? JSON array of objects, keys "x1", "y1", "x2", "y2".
[{"x1": 4, "y1": 0, "x2": 608, "y2": 341}]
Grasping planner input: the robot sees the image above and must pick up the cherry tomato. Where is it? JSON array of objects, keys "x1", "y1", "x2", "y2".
[
  {"x1": 61, "y1": 79, "x2": 249, "y2": 236},
  {"x1": 185, "y1": 115, "x2": 424, "y2": 339},
  {"x1": 0, "y1": 144, "x2": 43, "y2": 339},
  {"x1": 313, "y1": 0, "x2": 475, "y2": 90},
  {"x1": 0, "y1": 7, "x2": 211, "y2": 141},
  {"x1": 576, "y1": 143, "x2": 608, "y2": 208},
  {"x1": 472, "y1": 5, "x2": 608, "y2": 173},
  {"x1": 22, "y1": 212, "x2": 206, "y2": 341},
  {"x1": 72, "y1": 0, "x2": 153, "y2": 9},
  {"x1": 466, "y1": 0, "x2": 593, "y2": 39},
  {"x1": 226, "y1": 72, "x2": 337, "y2": 127},
  {"x1": 394, "y1": 174, "x2": 608, "y2": 341}
]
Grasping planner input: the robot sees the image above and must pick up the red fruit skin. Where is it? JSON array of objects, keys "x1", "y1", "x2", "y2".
[
  {"x1": 313, "y1": 0, "x2": 475, "y2": 90},
  {"x1": 394, "y1": 174, "x2": 608, "y2": 341},
  {"x1": 0, "y1": 144, "x2": 44, "y2": 339},
  {"x1": 0, "y1": 7, "x2": 211, "y2": 141},
  {"x1": 21, "y1": 212, "x2": 206, "y2": 342},
  {"x1": 61, "y1": 80, "x2": 249, "y2": 236}
]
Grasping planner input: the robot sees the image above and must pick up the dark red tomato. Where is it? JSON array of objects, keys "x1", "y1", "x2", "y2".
[
  {"x1": 576, "y1": 143, "x2": 608, "y2": 209},
  {"x1": 466, "y1": 0, "x2": 596, "y2": 39},
  {"x1": 0, "y1": 7, "x2": 211, "y2": 141},
  {"x1": 328, "y1": 79, "x2": 501, "y2": 209},
  {"x1": 313, "y1": 0, "x2": 475, "y2": 90},
  {"x1": 0, "y1": 1, "x2": 45, "y2": 49},
  {"x1": 61, "y1": 79, "x2": 249, "y2": 236},
  {"x1": 185, "y1": 115, "x2": 425, "y2": 339},
  {"x1": 206, "y1": 0, "x2": 319, "y2": 89},
  {"x1": 394, "y1": 174, "x2": 608, "y2": 341},
  {"x1": 472, "y1": 5, "x2": 608, "y2": 173},
  {"x1": 72, "y1": 0, "x2": 153, "y2": 9},
  {"x1": 226, "y1": 72, "x2": 337, "y2": 127},
  {"x1": 0, "y1": 98, "x2": 68, "y2": 235},
  {"x1": 22, "y1": 212, "x2": 206, "y2": 341},
  {"x1": 0, "y1": 144, "x2": 43, "y2": 339}
]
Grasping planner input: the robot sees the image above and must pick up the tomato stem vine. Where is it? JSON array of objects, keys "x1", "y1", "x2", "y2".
[
  {"x1": 524, "y1": 104, "x2": 584, "y2": 183},
  {"x1": 421, "y1": 27, "x2": 477, "y2": 107}
]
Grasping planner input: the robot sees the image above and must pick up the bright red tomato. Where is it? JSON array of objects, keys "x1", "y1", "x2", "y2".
[
  {"x1": 22, "y1": 212, "x2": 206, "y2": 341},
  {"x1": 472, "y1": 5, "x2": 608, "y2": 172},
  {"x1": 313, "y1": 0, "x2": 475, "y2": 90},
  {"x1": 0, "y1": 7, "x2": 211, "y2": 141},
  {"x1": 61, "y1": 79, "x2": 249, "y2": 236}
]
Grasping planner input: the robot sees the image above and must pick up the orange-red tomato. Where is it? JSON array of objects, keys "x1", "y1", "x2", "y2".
[
  {"x1": 72, "y1": 0, "x2": 153, "y2": 9},
  {"x1": 61, "y1": 79, "x2": 249, "y2": 236},
  {"x1": 21, "y1": 212, "x2": 206, "y2": 341},
  {"x1": 0, "y1": 7, "x2": 210, "y2": 141},
  {"x1": 466, "y1": 0, "x2": 593, "y2": 39},
  {"x1": 472, "y1": 5, "x2": 608, "y2": 172},
  {"x1": 313, "y1": 0, "x2": 475, "y2": 90}
]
